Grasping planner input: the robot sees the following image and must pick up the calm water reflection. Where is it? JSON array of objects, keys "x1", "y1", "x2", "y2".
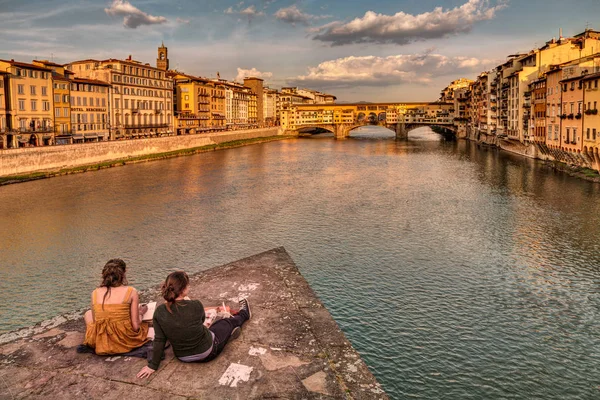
[{"x1": 2, "y1": 126, "x2": 600, "y2": 398}]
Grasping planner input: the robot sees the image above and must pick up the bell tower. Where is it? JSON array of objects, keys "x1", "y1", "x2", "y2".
[{"x1": 157, "y1": 42, "x2": 169, "y2": 71}]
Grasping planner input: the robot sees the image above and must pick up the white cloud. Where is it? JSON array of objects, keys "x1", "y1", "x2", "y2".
[
  {"x1": 176, "y1": 17, "x2": 191, "y2": 25},
  {"x1": 226, "y1": 5, "x2": 265, "y2": 19},
  {"x1": 289, "y1": 53, "x2": 496, "y2": 88},
  {"x1": 312, "y1": 0, "x2": 508, "y2": 46},
  {"x1": 236, "y1": 67, "x2": 273, "y2": 82},
  {"x1": 274, "y1": 5, "x2": 328, "y2": 26},
  {"x1": 105, "y1": 0, "x2": 167, "y2": 29}
]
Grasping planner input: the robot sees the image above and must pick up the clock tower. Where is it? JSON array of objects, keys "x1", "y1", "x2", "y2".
[{"x1": 157, "y1": 42, "x2": 169, "y2": 71}]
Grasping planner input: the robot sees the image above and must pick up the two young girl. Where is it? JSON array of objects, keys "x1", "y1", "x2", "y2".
[{"x1": 83, "y1": 260, "x2": 251, "y2": 376}]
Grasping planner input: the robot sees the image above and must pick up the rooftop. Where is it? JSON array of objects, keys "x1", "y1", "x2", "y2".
[{"x1": 0, "y1": 59, "x2": 52, "y2": 72}]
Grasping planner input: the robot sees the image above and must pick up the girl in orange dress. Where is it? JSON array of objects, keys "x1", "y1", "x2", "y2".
[{"x1": 83, "y1": 259, "x2": 149, "y2": 355}]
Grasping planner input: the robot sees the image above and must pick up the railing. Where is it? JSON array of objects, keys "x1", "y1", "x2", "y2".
[
  {"x1": 16, "y1": 127, "x2": 54, "y2": 133},
  {"x1": 124, "y1": 124, "x2": 169, "y2": 129}
]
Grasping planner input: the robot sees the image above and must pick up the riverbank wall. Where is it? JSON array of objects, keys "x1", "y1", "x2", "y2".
[
  {"x1": 463, "y1": 131, "x2": 600, "y2": 181},
  {"x1": 0, "y1": 127, "x2": 286, "y2": 178},
  {"x1": 0, "y1": 248, "x2": 388, "y2": 399}
]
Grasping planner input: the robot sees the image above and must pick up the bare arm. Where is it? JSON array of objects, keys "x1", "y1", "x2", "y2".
[{"x1": 130, "y1": 289, "x2": 141, "y2": 332}]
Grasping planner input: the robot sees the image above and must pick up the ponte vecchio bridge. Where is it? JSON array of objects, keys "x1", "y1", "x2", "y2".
[{"x1": 280, "y1": 102, "x2": 456, "y2": 139}]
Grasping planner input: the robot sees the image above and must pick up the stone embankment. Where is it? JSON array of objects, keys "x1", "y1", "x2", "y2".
[
  {"x1": 464, "y1": 132, "x2": 600, "y2": 182},
  {"x1": 0, "y1": 127, "x2": 292, "y2": 180},
  {"x1": 0, "y1": 248, "x2": 387, "y2": 399}
]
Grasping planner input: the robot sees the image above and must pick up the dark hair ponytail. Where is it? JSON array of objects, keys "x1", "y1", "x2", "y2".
[
  {"x1": 100, "y1": 259, "x2": 127, "y2": 310},
  {"x1": 161, "y1": 271, "x2": 189, "y2": 313}
]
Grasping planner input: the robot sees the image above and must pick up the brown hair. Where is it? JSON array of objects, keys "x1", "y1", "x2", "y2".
[
  {"x1": 162, "y1": 271, "x2": 189, "y2": 313},
  {"x1": 100, "y1": 259, "x2": 127, "y2": 310}
]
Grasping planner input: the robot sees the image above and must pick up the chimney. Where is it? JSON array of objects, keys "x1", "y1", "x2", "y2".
[{"x1": 128, "y1": 55, "x2": 132, "y2": 61}]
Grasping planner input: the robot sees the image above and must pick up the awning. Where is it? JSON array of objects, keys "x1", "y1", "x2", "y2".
[
  {"x1": 84, "y1": 134, "x2": 98, "y2": 139},
  {"x1": 73, "y1": 134, "x2": 84, "y2": 139},
  {"x1": 18, "y1": 138, "x2": 28, "y2": 143}
]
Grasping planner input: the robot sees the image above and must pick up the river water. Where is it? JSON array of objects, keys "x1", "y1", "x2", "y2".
[{"x1": 2, "y1": 126, "x2": 600, "y2": 398}]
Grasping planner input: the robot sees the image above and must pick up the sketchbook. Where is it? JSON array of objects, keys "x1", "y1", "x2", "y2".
[{"x1": 141, "y1": 302, "x2": 157, "y2": 321}]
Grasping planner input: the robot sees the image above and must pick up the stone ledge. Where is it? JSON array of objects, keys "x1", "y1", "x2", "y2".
[{"x1": 0, "y1": 247, "x2": 388, "y2": 399}]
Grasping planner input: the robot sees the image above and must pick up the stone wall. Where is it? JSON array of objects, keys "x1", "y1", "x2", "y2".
[{"x1": 0, "y1": 127, "x2": 283, "y2": 177}]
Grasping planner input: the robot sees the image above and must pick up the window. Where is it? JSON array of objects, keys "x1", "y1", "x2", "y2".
[
  {"x1": 42, "y1": 87, "x2": 47, "y2": 96},
  {"x1": 83, "y1": 97, "x2": 87, "y2": 106},
  {"x1": 31, "y1": 100, "x2": 37, "y2": 111},
  {"x1": 77, "y1": 97, "x2": 81, "y2": 106},
  {"x1": 55, "y1": 108, "x2": 60, "y2": 117},
  {"x1": 63, "y1": 108, "x2": 69, "y2": 117},
  {"x1": 54, "y1": 94, "x2": 60, "y2": 103},
  {"x1": 42, "y1": 101, "x2": 50, "y2": 111},
  {"x1": 17, "y1": 84, "x2": 24, "y2": 94},
  {"x1": 30, "y1": 85, "x2": 36, "y2": 95},
  {"x1": 566, "y1": 128, "x2": 570, "y2": 142},
  {"x1": 115, "y1": 99, "x2": 120, "y2": 109},
  {"x1": 594, "y1": 129, "x2": 597, "y2": 140},
  {"x1": 573, "y1": 128, "x2": 577, "y2": 143},
  {"x1": 578, "y1": 102, "x2": 582, "y2": 113},
  {"x1": 124, "y1": 99, "x2": 129, "y2": 108},
  {"x1": 18, "y1": 99, "x2": 25, "y2": 110},
  {"x1": 587, "y1": 128, "x2": 590, "y2": 140},
  {"x1": 102, "y1": 98, "x2": 106, "y2": 107},
  {"x1": 63, "y1": 95, "x2": 69, "y2": 103}
]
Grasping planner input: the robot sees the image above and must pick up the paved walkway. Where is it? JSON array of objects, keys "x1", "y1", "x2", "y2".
[{"x1": 0, "y1": 248, "x2": 387, "y2": 399}]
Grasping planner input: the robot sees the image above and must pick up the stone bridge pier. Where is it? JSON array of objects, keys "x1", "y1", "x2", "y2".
[{"x1": 293, "y1": 122, "x2": 453, "y2": 140}]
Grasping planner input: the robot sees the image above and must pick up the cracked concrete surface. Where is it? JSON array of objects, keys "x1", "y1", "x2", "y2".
[{"x1": 0, "y1": 248, "x2": 388, "y2": 399}]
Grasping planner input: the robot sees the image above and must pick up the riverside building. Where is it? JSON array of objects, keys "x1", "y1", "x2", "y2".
[
  {"x1": 69, "y1": 78, "x2": 110, "y2": 143},
  {"x1": 33, "y1": 60, "x2": 74, "y2": 144},
  {"x1": 67, "y1": 51, "x2": 173, "y2": 140},
  {"x1": 0, "y1": 59, "x2": 54, "y2": 148},
  {"x1": 243, "y1": 77, "x2": 264, "y2": 125}
]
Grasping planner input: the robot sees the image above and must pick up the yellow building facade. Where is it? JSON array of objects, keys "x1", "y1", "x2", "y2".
[
  {"x1": 70, "y1": 78, "x2": 110, "y2": 143},
  {"x1": 0, "y1": 59, "x2": 54, "y2": 148},
  {"x1": 582, "y1": 73, "x2": 600, "y2": 153},
  {"x1": 172, "y1": 73, "x2": 229, "y2": 134},
  {"x1": 280, "y1": 103, "x2": 452, "y2": 131},
  {"x1": 32, "y1": 60, "x2": 74, "y2": 144},
  {"x1": 67, "y1": 57, "x2": 173, "y2": 139}
]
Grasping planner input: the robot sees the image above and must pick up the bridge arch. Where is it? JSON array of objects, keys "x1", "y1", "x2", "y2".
[{"x1": 347, "y1": 124, "x2": 395, "y2": 136}]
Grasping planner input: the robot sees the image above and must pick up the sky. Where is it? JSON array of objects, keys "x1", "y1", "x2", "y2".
[{"x1": 1, "y1": 0, "x2": 599, "y2": 102}]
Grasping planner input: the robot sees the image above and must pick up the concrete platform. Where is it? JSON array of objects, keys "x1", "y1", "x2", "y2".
[{"x1": 0, "y1": 248, "x2": 388, "y2": 399}]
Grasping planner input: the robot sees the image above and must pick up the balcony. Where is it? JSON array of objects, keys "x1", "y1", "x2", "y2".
[
  {"x1": 124, "y1": 123, "x2": 169, "y2": 129},
  {"x1": 17, "y1": 126, "x2": 54, "y2": 133}
]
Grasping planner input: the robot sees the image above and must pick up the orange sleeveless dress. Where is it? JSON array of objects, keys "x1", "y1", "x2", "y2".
[{"x1": 83, "y1": 287, "x2": 150, "y2": 355}]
